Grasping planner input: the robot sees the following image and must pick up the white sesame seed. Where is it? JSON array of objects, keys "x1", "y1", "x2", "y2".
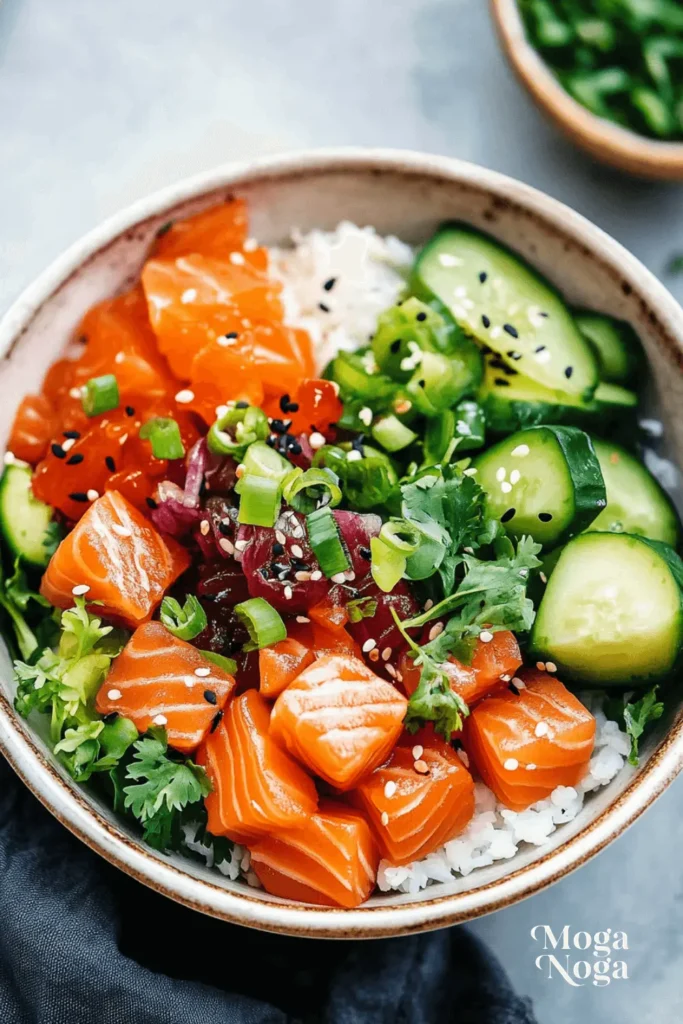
[
  {"x1": 219, "y1": 538, "x2": 235, "y2": 555},
  {"x1": 200, "y1": 520, "x2": 210, "y2": 536},
  {"x1": 275, "y1": 530, "x2": 286, "y2": 545},
  {"x1": 381, "y1": 647, "x2": 392, "y2": 661},
  {"x1": 284, "y1": 585, "x2": 293, "y2": 601},
  {"x1": 412, "y1": 745, "x2": 424, "y2": 760},
  {"x1": 511, "y1": 444, "x2": 530, "y2": 457},
  {"x1": 536, "y1": 661, "x2": 546, "y2": 671},
  {"x1": 235, "y1": 538, "x2": 248, "y2": 552},
  {"x1": 512, "y1": 677, "x2": 526, "y2": 690},
  {"x1": 535, "y1": 722, "x2": 549, "y2": 738},
  {"x1": 195, "y1": 666, "x2": 211, "y2": 677},
  {"x1": 61, "y1": 437, "x2": 76, "y2": 452},
  {"x1": 291, "y1": 544, "x2": 304, "y2": 559},
  {"x1": 69, "y1": 386, "x2": 83, "y2": 400},
  {"x1": 394, "y1": 399, "x2": 412, "y2": 415},
  {"x1": 438, "y1": 253, "x2": 462, "y2": 267},
  {"x1": 296, "y1": 616, "x2": 310, "y2": 624},
  {"x1": 545, "y1": 661, "x2": 558, "y2": 673},
  {"x1": 454, "y1": 285, "x2": 468, "y2": 298},
  {"x1": 107, "y1": 689, "x2": 122, "y2": 701},
  {"x1": 111, "y1": 523, "x2": 132, "y2": 538},
  {"x1": 114, "y1": 351, "x2": 125, "y2": 364},
  {"x1": 309, "y1": 431, "x2": 326, "y2": 450},
  {"x1": 479, "y1": 630, "x2": 494, "y2": 643},
  {"x1": 358, "y1": 407, "x2": 373, "y2": 427},
  {"x1": 526, "y1": 763, "x2": 537, "y2": 771},
  {"x1": 457, "y1": 749, "x2": 470, "y2": 768},
  {"x1": 310, "y1": 570, "x2": 323, "y2": 582},
  {"x1": 244, "y1": 237, "x2": 258, "y2": 251},
  {"x1": 229, "y1": 251, "x2": 246, "y2": 265},
  {"x1": 294, "y1": 571, "x2": 311, "y2": 582},
  {"x1": 385, "y1": 664, "x2": 397, "y2": 679},
  {"x1": 347, "y1": 449, "x2": 363, "y2": 462},
  {"x1": 291, "y1": 525, "x2": 304, "y2": 539},
  {"x1": 491, "y1": 326, "x2": 502, "y2": 339},
  {"x1": 71, "y1": 584, "x2": 90, "y2": 596},
  {"x1": 119, "y1": 433, "x2": 128, "y2": 446},
  {"x1": 331, "y1": 572, "x2": 347, "y2": 584},
  {"x1": 384, "y1": 780, "x2": 397, "y2": 798},
  {"x1": 463, "y1": 467, "x2": 478, "y2": 476},
  {"x1": 424, "y1": 599, "x2": 434, "y2": 611},
  {"x1": 496, "y1": 467, "x2": 506, "y2": 482},
  {"x1": 428, "y1": 622, "x2": 444, "y2": 641},
  {"x1": 381, "y1": 811, "x2": 390, "y2": 826},
  {"x1": 500, "y1": 674, "x2": 511, "y2": 682},
  {"x1": 540, "y1": 572, "x2": 548, "y2": 584},
  {"x1": 175, "y1": 389, "x2": 195, "y2": 404},
  {"x1": 180, "y1": 288, "x2": 197, "y2": 304},
  {"x1": 153, "y1": 714, "x2": 168, "y2": 726},
  {"x1": 86, "y1": 489, "x2": 99, "y2": 501},
  {"x1": 362, "y1": 639, "x2": 377, "y2": 653},
  {"x1": 414, "y1": 760, "x2": 429, "y2": 774},
  {"x1": 504, "y1": 758, "x2": 519, "y2": 771},
  {"x1": 396, "y1": 671, "x2": 403, "y2": 683},
  {"x1": 501, "y1": 481, "x2": 512, "y2": 493},
  {"x1": 184, "y1": 676, "x2": 195, "y2": 688},
  {"x1": 217, "y1": 335, "x2": 237, "y2": 348},
  {"x1": 344, "y1": 569, "x2": 356, "y2": 582},
  {"x1": 509, "y1": 469, "x2": 521, "y2": 484}
]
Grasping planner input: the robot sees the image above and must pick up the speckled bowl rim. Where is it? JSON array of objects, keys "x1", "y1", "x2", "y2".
[{"x1": 1, "y1": 148, "x2": 683, "y2": 939}]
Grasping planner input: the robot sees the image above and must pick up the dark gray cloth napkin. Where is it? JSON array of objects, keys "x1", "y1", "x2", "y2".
[{"x1": 0, "y1": 756, "x2": 536, "y2": 1023}]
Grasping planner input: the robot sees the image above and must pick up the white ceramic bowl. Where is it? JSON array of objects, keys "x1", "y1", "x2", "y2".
[{"x1": 1, "y1": 149, "x2": 683, "y2": 938}]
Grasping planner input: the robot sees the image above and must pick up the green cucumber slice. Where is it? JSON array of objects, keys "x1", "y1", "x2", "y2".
[
  {"x1": 0, "y1": 463, "x2": 54, "y2": 567},
  {"x1": 411, "y1": 224, "x2": 599, "y2": 398},
  {"x1": 590, "y1": 439, "x2": 680, "y2": 546},
  {"x1": 575, "y1": 312, "x2": 644, "y2": 387},
  {"x1": 530, "y1": 532, "x2": 683, "y2": 686},
  {"x1": 472, "y1": 425, "x2": 606, "y2": 546}
]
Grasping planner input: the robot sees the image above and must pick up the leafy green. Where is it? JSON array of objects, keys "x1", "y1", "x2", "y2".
[
  {"x1": 0, "y1": 557, "x2": 53, "y2": 660},
  {"x1": 123, "y1": 728, "x2": 211, "y2": 851},
  {"x1": 42, "y1": 520, "x2": 64, "y2": 559},
  {"x1": 159, "y1": 594, "x2": 207, "y2": 641},
  {"x1": 346, "y1": 596, "x2": 378, "y2": 623},
  {"x1": 606, "y1": 687, "x2": 665, "y2": 766}
]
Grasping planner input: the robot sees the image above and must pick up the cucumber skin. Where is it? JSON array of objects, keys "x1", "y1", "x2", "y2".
[
  {"x1": 575, "y1": 311, "x2": 645, "y2": 388},
  {"x1": 480, "y1": 385, "x2": 637, "y2": 436},
  {"x1": 0, "y1": 465, "x2": 53, "y2": 568},
  {"x1": 538, "y1": 426, "x2": 608, "y2": 540}
]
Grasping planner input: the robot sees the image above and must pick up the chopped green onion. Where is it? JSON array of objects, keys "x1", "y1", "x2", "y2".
[
  {"x1": 207, "y1": 405, "x2": 270, "y2": 457},
  {"x1": 312, "y1": 443, "x2": 398, "y2": 511},
  {"x1": 328, "y1": 350, "x2": 397, "y2": 403},
  {"x1": 82, "y1": 374, "x2": 119, "y2": 418},
  {"x1": 239, "y1": 441, "x2": 291, "y2": 482},
  {"x1": 282, "y1": 467, "x2": 342, "y2": 514},
  {"x1": 372, "y1": 415, "x2": 418, "y2": 453},
  {"x1": 139, "y1": 417, "x2": 185, "y2": 460},
  {"x1": 159, "y1": 595, "x2": 207, "y2": 640},
  {"x1": 234, "y1": 597, "x2": 286, "y2": 652},
  {"x1": 199, "y1": 650, "x2": 238, "y2": 675},
  {"x1": 306, "y1": 506, "x2": 350, "y2": 578},
  {"x1": 346, "y1": 596, "x2": 378, "y2": 623},
  {"x1": 370, "y1": 535, "x2": 405, "y2": 593},
  {"x1": 379, "y1": 519, "x2": 421, "y2": 556},
  {"x1": 237, "y1": 474, "x2": 282, "y2": 527}
]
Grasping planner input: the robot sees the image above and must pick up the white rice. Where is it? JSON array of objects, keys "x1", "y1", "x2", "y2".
[{"x1": 271, "y1": 221, "x2": 414, "y2": 371}]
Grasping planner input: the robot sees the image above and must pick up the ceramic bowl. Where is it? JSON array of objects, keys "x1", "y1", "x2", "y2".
[
  {"x1": 490, "y1": 0, "x2": 683, "y2": 180},
  {"x1": 1, "y1": 148, "x2": 683, "y2": 938}
]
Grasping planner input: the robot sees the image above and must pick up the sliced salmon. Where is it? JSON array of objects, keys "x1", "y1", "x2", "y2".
[
  {"x1": 196, "y1": 689, "x2": 318, "y2": 844},
  {"x1": 8, "y1": 394, "x2": 56, "y2": 465},
  {"x1": 96, "y1": 621, "x2": 235, "y2": 753},
  {"x1": 307, "y1": 592, "x2": 349, "y2": 632},
  {"x1": 464, "y1": 669, "x2": 596, "y2": 811},
  {"x1": 288, "y1": 618, "x2": 361, "y2": 659},
  {"x1": 399, "y1": 630, "x2": 522, "y2": 707},
  {"x1": 353, "y1": 729, "x2": 475, "y2": 866},
  {"x1": 188, "y1": 334, "x2": 265, "y2": 425},
  {"x1": 270, "y1": 654, "x2": 408, "y2": 791},
  {"x1": 40, "y1": 490, "x2": 190, "y2": 627},
  {"x1": 249, "y1": 801, "x2": 379, "y2": 908},
  {"x1": 259, "y1": 637, "x2": 315, "y2": 699},
  {"x1": 153, "y1": 199, "x2": 249, "y2": 260}
]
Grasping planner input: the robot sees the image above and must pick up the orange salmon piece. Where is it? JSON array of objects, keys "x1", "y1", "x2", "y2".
[
  {"x1": 153, "y1": 199, "x2": 248, "y2": 259},
  {"x1": 353, "y1": 732, "x2": 475, "y2": 865},
  {"x1": 40, "y1": 490, "x2": 190, "y2": 627},
  {"x1": 399, "y1": 630, "x2": 522, "y2": 707},
  {"x1": 8, "y1": 395, "x2": 56, "y2": 465},
  {"x1": 187, "y1": 334, "x2": 264, "y2": 424},
  {"x1": 464, "y1": 669, "x2": 596, "y2": 811},
  {"x1": 141, "y1": 255, "x2": 282, "y2": 378},
  {"x1": 270, "y1": 654, "x2": 408, "y2": 791},
  {"x1": 249, "y1": 801, "x2": 379, "y2": 908},
  {"x1": 196, "y1": 689, "x2": 318, "y2": 843},
  {"x1": 259, "y1": 637, "x2": 315, "y2": 699},
  {"x1": 96, "y1": 621, "x2": 235, "y2": 753}
]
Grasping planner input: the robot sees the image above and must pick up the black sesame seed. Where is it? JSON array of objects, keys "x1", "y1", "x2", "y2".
[
  {"x1": 270, "y1": 418, "x2": 290, "y2": 435},
  {"x1": 452, "y1": 738, "x2": 464, "y2": 751},
  {"x1": 145, "y1": 497, "x2": 158, "y2": 510},
  {"x1": 289, "y1": 441, "x2": 302, "y2": 456},
  {"x1": 540, "y1": 312, "x2": 549, "y2": 318},
  {"x1": 105, "y1": 456, "x2": 116, "y2": 472},
  {"x1": 535, "y1": 344, "x2": 546, "y2": 353},
  {"x1": 481, "y1": 315, "x2": 491, "y2": 329},
  {"x1": 265, "y1": 435, "x2": 276, "y2": 448},
  {"x1": 501, "y1": 508, "x2": 516, "y2": 523},
  {"x1": 204, "y1": 689, "x2": 218, "y2": 705},
  {"x1": 259, "y1": 567, "x2": 270, "y2": 580},
  {"x1": 125, "y1": 405, "x2": 135, "y2": 417},
  {"x1": 272, "y1": 542, "x2": 284, "y2": 557},
  {"x1": 323, "y1": 277, "x2": 336, "y2": 292},
  {"x1": 564, "y1": 366, "x2": 574, "y2": 379},
  {"x1": 236, "y1": 400, "x2": 249, "y2": 409},
  {"x1": 416, "y1": 311, "x2": 427, "y2": 322},
  {"x1": 210, "y1": 711, "x2": 223, "y2": 733},
  {"x1": 359, "y1": 546, "x2": 371, "y2": 561},
  {"x1": 66, "y1": 453, "x2": 84, "y2": 466},
  {"x1": 218, "y1": 521, "x2": 232, "y2": 537},
  {"x1": 418, "y1": 379, "x2": 426, "y2": 389},
  {"x1": 351, "y1": 434, "x2": 365, "y2": 452},
  {"x1": 103, "y1": 711, "x2": 119, "y2": 724},
  {"x1": 479, "y1": 271, "x2": 488, "y2": 283},
  {"x1": 494, "y1": 377, "x2": 511, "y2": 387},
  {"x1": 509, "y1": 682, "x2": 521, "y2": 696},
  {"x1": 51, "y1": 443, "x2": 66, "y2": 459},
  {"x1": 503, "y1": 324, "x2": 519, "y2": 338},
  {"x1": 271, "y1": 561, "x2": 289, "y2": 577},
  {"x1": 507, "y1": 350, "x2": 522, "y2": 361},
  {"x1": 538, "y1": 512, "x2": 553, "y2": 522},
  {"x1": 291, "y1": 557, "x2": 309, "y2": 571},
  {"x1": 156, "y1": 220, "x2": 173, "y2": 238},
  {"x1": 225, "y1": 331, "x2": 239, "y2": 340},
  {"x1": 318, "y1": 302, "x2": 331, "y2": 313},
  {"x1": 279, "y1": 393, "x2": 290, "y2": 411},
  {"x1": 69, "y1": 492, "x2": 89, "y2": 503},
  {"x1": 390, "y1": 339, "x2": 402, "y2": 354},
  {"x1": 63, "y1": 430, "x2": 81, "y2": 440}
]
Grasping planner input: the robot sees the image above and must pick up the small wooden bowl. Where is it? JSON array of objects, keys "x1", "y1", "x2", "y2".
[{"x1": 491, "y1": 0, "x2": 683, "y2": 180}]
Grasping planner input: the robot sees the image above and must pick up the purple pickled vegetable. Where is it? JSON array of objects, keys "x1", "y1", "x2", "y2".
[
  {"x1": 183, "y1": 437, "x2": 209, "y2": 508},
  {"x1": 151, "y1": 481, "x2": 203, "y2": 537},
  {"x1": 332, "y1": 510, "x2": 380, "y2": 579}
]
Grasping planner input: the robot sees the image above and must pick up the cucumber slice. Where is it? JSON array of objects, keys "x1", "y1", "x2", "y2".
[
  {"x1": 452, "y1": 399, "x2": 485, "y2": 452},
  {"x1": 575, "y1": 312, "x2": 644, "y2": 387},
  {"x1": 530, "y1": 532, "x2": 683, "y2": 686},
  {"x1": 478, "y1": 353, "x2": 637, "y2": 434},
  {"x1": 412, "y1": 224, "x2": 599, "y2": 398},
  {"x1": 473, "y1": 425, "x2": 606, "y2": 546},
  {"x1": 0, "y1": 463, "x2": 54, "y2": 567},
  {"x1": 590, "y1": 439, "x2": 680, "y2": 546}
]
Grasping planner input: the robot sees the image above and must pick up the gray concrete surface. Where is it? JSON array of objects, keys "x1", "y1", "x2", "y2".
[{"x1": 0, "y1": 0, "x2": 681, "y2": 1019}]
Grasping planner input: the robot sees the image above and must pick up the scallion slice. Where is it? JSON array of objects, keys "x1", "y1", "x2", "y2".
[
  {"x1": 82, "y1": 374, "x2": 119, "y2": 418},
  {"x1": 139, "y1": 417, "x2": 185, "y2": 460},
  {"x1": 207, "y1": 405, "x2": 269, "y2": 457},
  {"x1": 282, "y1": 467, "x2": 342, "y2": 514},
  {"x1": 234, "y1": 597, "x2": 286, "y2": 652},
  {"x1": 239, "y1": 441, "x2": 291, "y2": 481},
  {"x1": 379, "y1": 519, "x2": 421, "y2": 556},
  {"x1": 370, "y1": 535, "x2": 406, "y2": 593},
  {"x1": 159, "y1": 595, "x2": 207, "y2": 640},
  {"x1": 306, "y1": 506, "x2": 350, "y2": 578},
  {"x1": 237, "y1": 474, "x2": 281, "y2": 527},
  {"x1": 199, "y1": 650, "x2": 238, "y2": 675}
]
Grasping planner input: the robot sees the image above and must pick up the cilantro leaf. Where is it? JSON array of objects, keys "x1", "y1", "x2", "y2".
[
  {"x1": 123, "y1": 729, "x2": 212, "y2": 851},
  {"x1": 346, "y1": 596, "x2": 378, "y2": 623},
  {"x1": 606, "y1": 687, "x2": 665, "y2": 767},
  {"x1": 403, "y1": 657, "x2": 469, "y2": 738}
]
